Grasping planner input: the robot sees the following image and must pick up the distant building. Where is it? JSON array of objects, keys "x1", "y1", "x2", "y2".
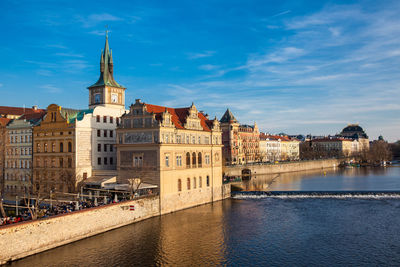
[
  {"x1": 338, "y1": 124, "x2": 369, "y2": 152},
  {"x1": 280, "y1": 135, "x2": 300, "y2": 161},
  {"x1": 116, "y1": 100, "x2": 224, "y2": 214},
  {"x1": 307, "y1": 137, "x2": 359, "y2": 158},
  {"x1": 4, "y1": 112, "x2": 45, "y2": 197},
  {"x1": 259, "y1": 133, "x2": 281, "y2": 162},
  {"x1": 0, "y1": 106, "x2": 45, "y2": 120},
  {"x1": 220, "y1": 109, "x2": 260, "y2": 165}
]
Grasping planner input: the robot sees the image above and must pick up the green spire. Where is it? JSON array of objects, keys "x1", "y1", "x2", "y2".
[{"x1": 88, "y1": 31, "x2": 124, "y2": 89}]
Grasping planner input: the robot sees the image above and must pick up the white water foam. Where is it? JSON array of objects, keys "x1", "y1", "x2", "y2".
[{"x1": 232, "y1": 194, "x2": 400, "y2": 200}]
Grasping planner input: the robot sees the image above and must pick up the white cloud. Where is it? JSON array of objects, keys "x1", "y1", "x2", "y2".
[
  {"x1": 40, "y1": 84, "x2": 61, "y2": 93},
  {"x1": 187, "y1": 51, "x2": 216, "y2": 59}
]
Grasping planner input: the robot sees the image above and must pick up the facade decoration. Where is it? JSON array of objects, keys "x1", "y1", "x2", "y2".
[{"x1": 116, "y1": 99, "x2": 224, "y2": 214}]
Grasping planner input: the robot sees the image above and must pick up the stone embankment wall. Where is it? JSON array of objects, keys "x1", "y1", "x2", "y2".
[
  {"x1": 0, "y1": 196, "x2": 159, "y2": 265},
  {"x1": 224, "y1": 159, "x2": 341, "y2": 177}
]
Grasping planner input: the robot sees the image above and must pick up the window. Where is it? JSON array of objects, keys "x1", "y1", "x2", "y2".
[
  {"x1": 60, "y1": 142, "x2": 63, "y2": 152},
  {"x1": 68, "y1": 158, "x2": 72, "y2": 168},
  {"x1": 116, "y1": 118, "x2": 120, "y2": 126},
  {"x1": 193, "y1": 177, "x2": 197, "y2": 189},
  {"x1": 178, "y1": 179, "x2": 182, "y2": 192},
  {"x1": 187, "y1": 178, "x2": 191, "y2": 190},
  {"x1": 176, "y1": 135, "x2": 181, "y2": 143},
  {"x1": 60, "y1": 132, "x2": 63, "y2": 135},
  {"x1": 98, "y1": 157, "x2": 101, "y2": 165},
  {"x1": 110, "y1": 145, "x2": 113, "y2": 152},
  {"x1": 110, "y1": 116, "x2": 113, "y2": 123},
  {"x1": 165, "y1": 155, "x2": 169, "y2": 167},
  {"x1": 110, "y1": 130, "x2": 113, "y2": 137},
  {"x1": 44, "y1": 143, "x2": 48, "y2": 152},
  {"x1": 133, "y1": 156, "x2": 143, "y2": 167},
  {"x1": 198, "y1": 152, "x2": 202, "y2": 167},
  {"x1": 199, "y1": 176, "x2": 202, "y2": 188},
  {"x1": 98, "y1": 144, "x2": 101, "y2": 152},
  {"x1": 176, "y1": 156, "x2": 182, "y2": 167},
  {"x1": 103, "y1": 116, "x2": 107, "y2": 123},
  {"x1": 52, "y1": 143, "x2": 55, "y2": 152},
  {"x1": 68, "y1": 142, "x2": 72, "y2": 152},
  {"x1": 186, "y1": 152, "x2": 191, "y2": 168},
  {"x1": 192, "y1": 152, "x2": 196, "y2": 167},
  {"x1": 192, "y1": 136, "x2": 195, "y2": 144},
  {"x1": 97, "y1": 130, "x2": 101, "y2": 137},
  {"x1": 104, "y1": 157, "x2": 108, "y2": 165},
  {"x1": 186, "y1": 136, "x2": 189, "y2": 144},
  {"x1": 207, "y1": 175, "x2": 210, "y2": 187},
  {"x1": 110, "y1": 157, "x2": 113, "y2": 165},
  {"x1": 96, "y1": 115, "x2": 100, "y2": 122},
  {"x1": 198, "y1": 136, "x2": 201, "y2": 144},
  {"x1": 104, "y1": 130, "x2": 107, "y2": 137},
  {"x1": 104, "y1": 144, "x2": 107, "y2": 152},
  {"x1": 205, "y1": 155, "x2": 210, "y2": 165},
  {"x1": 59, "y1": 158, "x2": 63, "y2": 168}
]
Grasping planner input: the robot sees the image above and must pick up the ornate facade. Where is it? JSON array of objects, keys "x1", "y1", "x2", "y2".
[
  {"x1": 116, "y1": 99, "x2": 224, "y2": 214},
  {"x1": 220, "y1": 109, "x2": 260, "y2": 165}
]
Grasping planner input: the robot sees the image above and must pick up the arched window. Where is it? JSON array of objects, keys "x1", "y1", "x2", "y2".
[
  {"x1": 178, "y1": 179, "x2": 182, "y2": 192},
  {"x1": 199, "y1": 176, "x2": 202, "y2": 188},
  {"x1": 60, "y1": 142, "x2": 64, "y2": 152},
  {"x1": 198, "y1": 152, "x2": 202, "y2": 167},
  {"x1": 187, "y1": 178, "x2": 191, "y2": 190},
  {"x1": 192, "y1": 152, "x2": 196, "y2": 167},
  {"x1": 186, "y1": 152, "x2": 191, "y2": 168},
  {"x1": 207, "y1": 175, "x2": 210, "y2": 187},
  {"x1": 193, "y1": 177, "x2": 197, "y2": 189},
  {"x1": 68, "y1": 142, "x2": 72, "y2": 152}
]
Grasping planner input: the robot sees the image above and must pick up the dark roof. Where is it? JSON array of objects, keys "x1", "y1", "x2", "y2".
[
  {"x1": 220, "y1": 108, "x2": 238, "y2": 123},
  {"x1": 88, "y1": 33, "x2": 124, "y2": 89},
  {"x1": 339, "y1": 124, "x2": 368, "y2": 139}
]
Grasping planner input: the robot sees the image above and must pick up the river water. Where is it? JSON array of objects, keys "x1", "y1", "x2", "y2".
[{"x1": 10, "y1": 166, "x2": 400, "y2": 266}]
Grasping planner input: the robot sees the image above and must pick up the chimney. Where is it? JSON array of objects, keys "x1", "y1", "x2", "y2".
[{"x1": 32, "y1": 105, "x2": 38, "y2": 110}]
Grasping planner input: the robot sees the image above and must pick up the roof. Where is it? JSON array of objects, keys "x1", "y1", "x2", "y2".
[
  {"x1": 145, "y1": 103, "x2": 213, "y2": 131},
  {"x1": 312, "y1": 137, "x2": 353, "y2": 142},
  {"x1": 259, "y1": 133, "x2": 298, "y2": 142},
  {"x1": 220, "y1": 108, "x2": 238, "y2": 123},
  {"x1": 0, "y1": 106, "x2": 45, "y2": 116},
  {"x1": 68, "y1": 109, "x2": 94, "y2": 123},
  {"x1": 88, "y1": 33, "x2": 124, "y2": 89}
]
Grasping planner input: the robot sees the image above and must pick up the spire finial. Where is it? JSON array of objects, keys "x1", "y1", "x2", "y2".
[{"x1": 105, "y1": 25, "x2": 109, "y2": 38}]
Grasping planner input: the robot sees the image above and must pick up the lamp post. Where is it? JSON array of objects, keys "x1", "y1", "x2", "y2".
[{"x1": 16, "y1": 196, "x2": 18, "y2": 216}]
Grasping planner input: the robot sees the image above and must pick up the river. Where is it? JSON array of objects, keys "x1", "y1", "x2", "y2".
[{"x1": 10, "y1": 166, "x2": 400, "y2": 266}]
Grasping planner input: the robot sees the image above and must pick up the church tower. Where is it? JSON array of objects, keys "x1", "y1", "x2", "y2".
[{"x1": 88, "y1": 32, "x2": 126, "y2": 109}]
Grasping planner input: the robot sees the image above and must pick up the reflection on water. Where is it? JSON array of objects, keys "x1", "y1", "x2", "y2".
[
  {"x1": 239, "y1": 166, "x2": 400, "y2": 191},
  {"x1": 10, "y1": 166, "x2": 400, "y2": 267}
]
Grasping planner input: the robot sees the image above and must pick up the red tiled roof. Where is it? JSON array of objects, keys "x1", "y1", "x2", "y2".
[
  {"x1": 19, "y1": 111, "x2": 46, "y2": 120},
  {"x1": 0, "y1": 106, "x2": 45, "y2": 116},
  {"x1": 145, "y1": 103, "x2": 212, "y2": 131}
]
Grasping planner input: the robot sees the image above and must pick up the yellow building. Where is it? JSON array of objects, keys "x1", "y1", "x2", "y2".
[
  {"x1": 116, "y1": 99, "x2": 225, "y2": 214},
  {"x1": 280, "y1": 136, "x2": 300, "y2": 161},
  {"x1": 33, "y1": 104, "x2": 93, "y2": 193},
  {"x1": 311, "y1": 137, "x2": 358, "y2": 157}
]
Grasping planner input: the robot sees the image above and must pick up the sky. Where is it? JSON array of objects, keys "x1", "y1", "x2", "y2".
[{"x1": 1, "y1": 0, "x2": 399, "y2": 141}]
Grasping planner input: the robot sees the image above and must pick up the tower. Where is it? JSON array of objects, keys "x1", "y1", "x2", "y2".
[{"x1": 88, "y1": 31, "x2": 126, "y2": 109}]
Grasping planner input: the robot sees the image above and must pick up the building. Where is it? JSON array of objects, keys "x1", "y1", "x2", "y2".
[
  {"x1": 33, "y1": 104, "x2": 92, "y2": 193},
  {"x1": 220, "y1": 109, "x2": 260, "y2": 165},
  {"x1": 308, "y1": 137, "x2": 359, "y2": 158},
  {"x1": 116, "y1": 99, "x2": 224, "y2": 214},
  {"x1": 32, "y1": 33, "x2": 126, "y2": 193},
  {"x1": 4, "y1": 112, "x2": 45, "y2": 197},
  {"x1": 259, "y1": 133, "x2": 281, "y2": 162},
  {"x1": 280, "y1": 135, "x2": 300, "y2": 161},
  {"x1": 0, "y1": 118, "x2": 12, "y2": 198},
  {"x1": 338, "y1": 124, "x2": 369, "y2": 152},
  {"x1": 87, "y1": 33, "x2": 126, "y2": 177}
]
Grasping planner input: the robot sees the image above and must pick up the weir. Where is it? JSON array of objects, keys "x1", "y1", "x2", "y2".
[{"x1": 232, "y1": 191, "x2": 400, "y2": 199}]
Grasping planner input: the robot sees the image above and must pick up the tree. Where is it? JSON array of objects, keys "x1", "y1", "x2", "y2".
[{"x1": 368, "y1": 140, "x2": 392, "y2": 164}]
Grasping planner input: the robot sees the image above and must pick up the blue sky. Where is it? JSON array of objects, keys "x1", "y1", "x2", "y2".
[{"x1": 1, "y1": 0, "x2": 399, "y2": 141}]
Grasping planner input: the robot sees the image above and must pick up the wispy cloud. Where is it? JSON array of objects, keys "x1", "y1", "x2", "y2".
[
  {"x1": 271, "y1": 10, "x2": 291, "y2": 18},
  {"x1": 54, "y1": 52, "x2": 84, "y2": 58},
  {"x1": 187, "y1": 51, "x2": 216, "y2": 59},
  {"x1": 81, "y1": 13, "x2": 123, "y2": 28}
]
